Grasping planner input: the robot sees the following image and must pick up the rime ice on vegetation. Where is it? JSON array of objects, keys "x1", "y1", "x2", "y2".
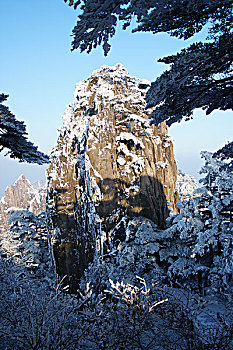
[
  {"x1": 0, "y1": 175, "x2": 53, "y2": 285},
  {"x1": 0, "y1": 174, "x2": 46, "y2": 235},
  {"x1": 176, "y1": 169, "x2": 198, "y2": 197},
  {"x1": 164, "y1": 151, "x2": 233, "y2": 294},
  {"x1": 46, "y1": 63, "x2": 179, "y2": 291}
]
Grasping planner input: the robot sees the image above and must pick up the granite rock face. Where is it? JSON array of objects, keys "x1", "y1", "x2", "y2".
[
  {"x1": 46, "y1": 64, "x2": 179, "y2": 292},
  {"x1": 0, "y1": 174, "x2": 46, "y2": 234},
  {"x1": 0, "y1": 175, "x2": 54, "y2": 287}
]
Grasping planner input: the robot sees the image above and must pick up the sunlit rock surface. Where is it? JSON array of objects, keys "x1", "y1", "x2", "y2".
[
  {"x1": 0, "y1": 175, "x2": 53, "y2": 283},
  {"x1": 0, "y1": 174, "x2": 46, "y2": 234},
  {"x1": 46, "y1": 64, "x2": 179, "y2": 292}
]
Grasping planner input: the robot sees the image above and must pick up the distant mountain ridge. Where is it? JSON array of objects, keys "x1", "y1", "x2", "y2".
[{"x1": 0, "y1": 174, "x2": 46, "y2": 234}]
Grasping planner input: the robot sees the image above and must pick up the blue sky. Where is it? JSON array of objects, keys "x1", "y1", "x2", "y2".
[{"x1": 0, "y1": 0, "x2": 232, "y2": 195}]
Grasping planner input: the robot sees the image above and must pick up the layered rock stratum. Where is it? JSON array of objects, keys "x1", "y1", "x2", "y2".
[{"x1": 46, "y1": 63, "x2": 179, "y2": 292}]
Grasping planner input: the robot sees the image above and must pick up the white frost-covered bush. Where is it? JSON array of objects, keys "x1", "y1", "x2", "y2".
[
  {"x1": 167, "y1": 150, "x2": 233, "y2": 295},
  {"x1": 0, "y1": 209, "x2": 54, "y2": 283}
]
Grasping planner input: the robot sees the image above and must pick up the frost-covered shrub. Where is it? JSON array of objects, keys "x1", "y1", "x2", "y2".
[
  {"x1": 0, "y1": 256, "x2": 169, "y2": 350},
  {"x1": 0, "y1": 257, "x2": 82, "y2": 350},
  {"x1": 78, "y1": 274, "x2": 233, "y2": 349},
  {"x1": 77, "y1": 276, "x2": 171, "y2": 349},
  {"x1": 107, "y1": 277, "x2": 168, "y2": 311},
  {"x1": 166, "y1": 150, "x2": 233, "y2": 295},
  {"x1": 1, "y1": 255, "x2": 233, "y2": 350},
  {"x1": 0, "y1": 209, "x2": 54, "y2": 284}
]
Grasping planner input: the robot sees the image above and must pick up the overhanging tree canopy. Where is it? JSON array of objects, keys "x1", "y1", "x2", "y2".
[
  {"x1": 0, "y1": 94, "x2": 49, "y2": 164},
  {"x1": 64, "y1": 0, "x2": 233, "y2": 126}
]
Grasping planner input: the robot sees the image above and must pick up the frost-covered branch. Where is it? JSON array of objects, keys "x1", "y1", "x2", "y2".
[
  {"x1": 0, "y1": 94, "x2": 49, "y2": 164},
  {"x1": 64, "y1": 0, "x2": 233, "y2": 125}
]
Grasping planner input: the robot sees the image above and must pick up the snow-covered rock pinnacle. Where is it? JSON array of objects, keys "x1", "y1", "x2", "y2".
[
  {"x1": 0, "y1": 175, "x2": 46, "y2": 234},
  {"x1": 176, "y1": 170, "x2": 198, "y2": 197},
  {"x1": 0, "y1": 175, "x2": 53, "y2": 285},
  {"x1": 46, "y1": 64, "x2": 179, "y2": 292}
]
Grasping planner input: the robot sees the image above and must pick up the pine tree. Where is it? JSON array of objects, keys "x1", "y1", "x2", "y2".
[
  {"x1": 64, "y1": 0, "x2": 233, "y2": 125},
  {"x1": 167, "y1": 146, "x2": 233, "y2": 294},
  {"x1": 0, "y1": 94, "x2": 49, "y2": 164}
]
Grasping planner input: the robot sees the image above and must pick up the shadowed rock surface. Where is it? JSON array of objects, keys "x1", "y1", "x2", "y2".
[{"x1": 46, "y1": 64, "x2": 179, "y2": 292}]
